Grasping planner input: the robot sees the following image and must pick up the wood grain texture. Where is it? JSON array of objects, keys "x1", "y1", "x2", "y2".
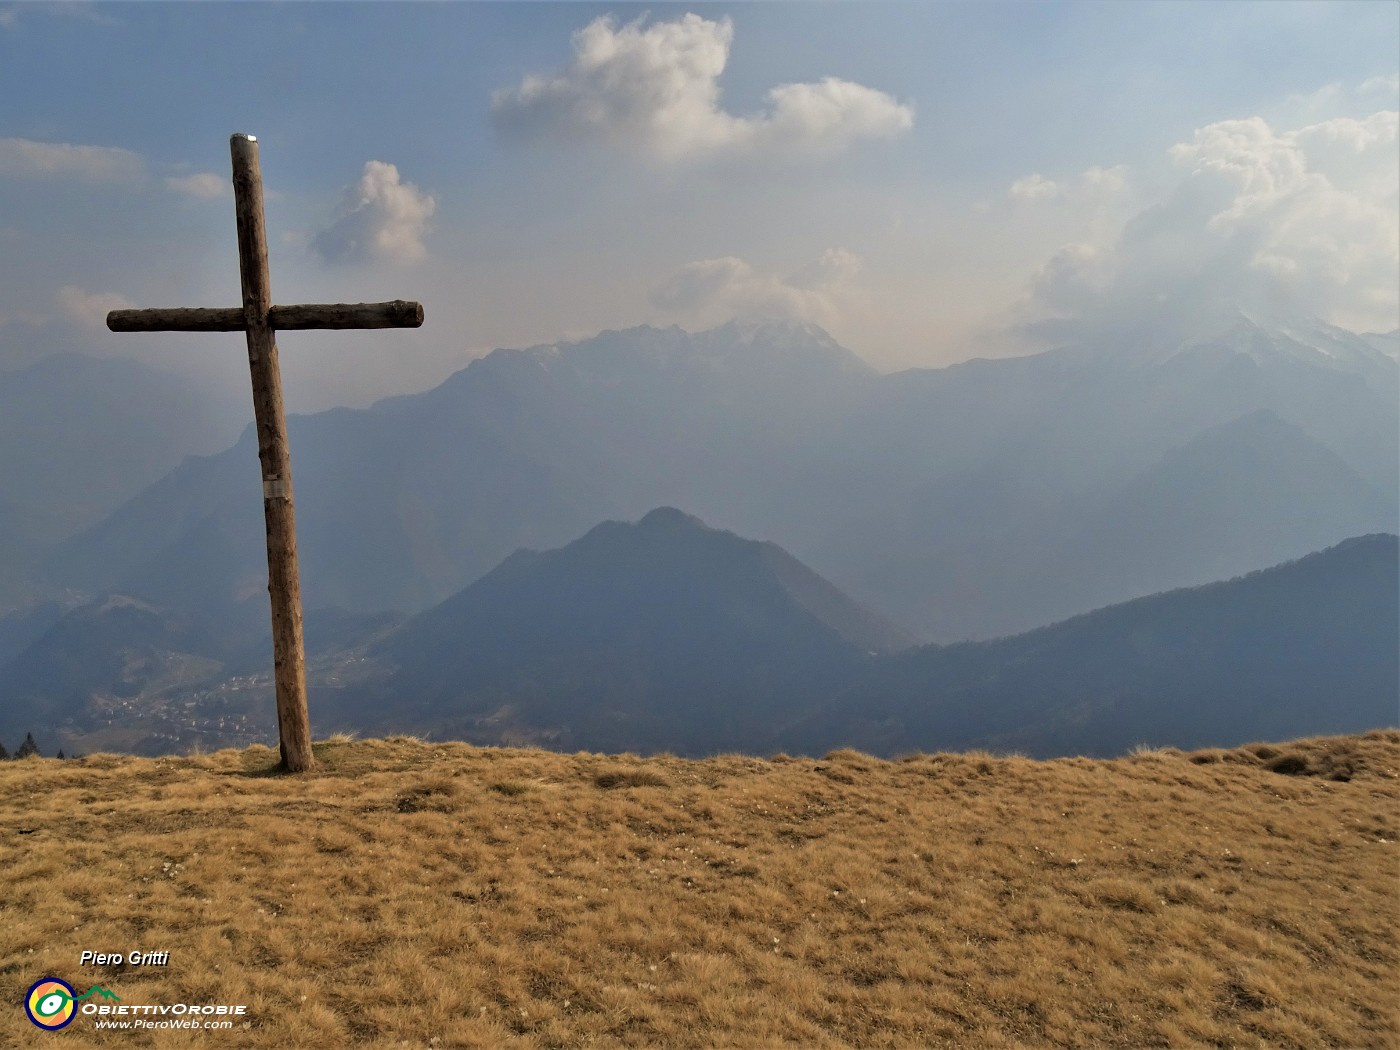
[
  {"x1": 107, "y1": 301, "x2": 424, "y2": 333},
  {"x1": 271, "y1": 300, "x2": 423, "y2": 330},
  {"x1": 107, "y1": 307, "x2": 247, "y2": 332},
  {"x1": 231, "y1": 132, "x2": 314, "y2": 775}
]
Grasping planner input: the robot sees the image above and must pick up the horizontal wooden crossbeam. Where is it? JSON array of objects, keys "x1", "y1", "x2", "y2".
[{"x1": 106, "y1": 300, "x2": 424, "y2": 333}]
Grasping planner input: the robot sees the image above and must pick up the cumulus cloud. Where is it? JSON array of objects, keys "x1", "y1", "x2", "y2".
[
  {"x1": 312, "y1": 160, "x2": 435, "y2": 266},
  {"x1": 651, "y1": 257, "x2": 753, "y2": 312},
  {"x1": 1019, "y1": 105, "x2": 1399, "y2": 338},
  {"x1": 787, "y1": 247, "x2": 863, "y2": 291},
  {"x1": 1293, "y1": 110, "x2": 1398, "y2": 157},
  {"x1": 651, "y1": 248, "x2": 862, "y2": 323},
  {"x1": 755, "y1": 78, "x2": 914, "y2": 155},
  {"x1": 57, "y1": 285, "x2": 133, "y2": 328},
  {"x1": 1359, "y1": 73, "x2": 1399, "y2": 98},
  {"x1": 1026, "y1": 243, "x2": 1113, "y2": 318},
  {"x1": 1081, "y1": 165, "x2": 1128, "y2": 195},
  {"x1": 1009, "y1": 174, "x2": 1060, "y2": 201},
  {"x1": 1008, "y1": 166, "x2": 1127, "y2": 203},
  {"x1": 491, "y1": 13, "x2": 912, "y2": 161},
  {"x1": 1170, "y1": 113, "x2": 1397, "y2": 318},
  {"x1": 0, "y1": 137, "x2": 143, "y2": 182},
  {"x1": 165, "y1": 172, "x2": 226, "y2": 199}
]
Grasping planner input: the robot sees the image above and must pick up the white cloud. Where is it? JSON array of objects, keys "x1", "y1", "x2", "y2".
[
  {"x1": 1080, "y1": 165, "x2": 1128, "y2": 195},
  {"x1": 1009, "y1": 166, "x2": 1127, "y2": 203},
  {"x1": 1009, "y1": 174, "x2": 1060, "y2": 201},
  {"x1": 0, "y1": 137, "x2": 143, "y2": 182},
  {"x1": 1027, "y1": 242, "x2": 1112, "y2": 316},
  {"x1": 1285, "y1": 82, "x2": 1347, "y2": 123},
  {"x1": 56, "y1": 285, "x2": 133, "y2": 328},
  {"x1": 165, "y1": 172, "x2": 227, "y2": 199},
  {"x1": 651, "y1": 248, "x2": 862, "y2": 323},
  {"x1": 1283, "y1": 77, "x2": 1399, "y2": 128},
  {"x1": 1359, "y1": 73, "x2": 1400, "y2": 98},
  {"x1": 491, "y1": 13, "x2": 912, "y2": 161},
  {"x1": 1170, "y1": 113, "x2": 1397, "y2": 322},
  {"x1": 1293, "y1": 110, "x2": 1398, "y2": 152},
  {"x1": 755, "y1": 78, "x2": 915, "y2": 156},
  {"x1": 651, "y1": 257, "x2": 753, "y2": 311},
  {"x1": 312, "y1": 160, "x2": 435, "y2": 266},
  {"x1": 788, "y1": 247, "x2": 863, "y2": 291},
  {"x1": 1019, "y1": 103, "x2": 1399, "y2": 337}
]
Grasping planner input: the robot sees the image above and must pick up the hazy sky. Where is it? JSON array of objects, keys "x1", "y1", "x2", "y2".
[{"x1": 1, "y1": 2, "x2": 1396, "y2": 411}]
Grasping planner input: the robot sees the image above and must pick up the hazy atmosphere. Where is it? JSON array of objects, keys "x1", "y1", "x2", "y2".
[
  {"x1": 2, "y1": 2, "x2": 1396, "y2": 412},
  {"x1": 3, "y1": 5, "x2": 1399, "y2": 1047}
]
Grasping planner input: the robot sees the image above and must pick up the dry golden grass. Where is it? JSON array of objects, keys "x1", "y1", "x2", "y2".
[{"x1": 2, "y1": 730, "x2": 1397, "y2": 1048}]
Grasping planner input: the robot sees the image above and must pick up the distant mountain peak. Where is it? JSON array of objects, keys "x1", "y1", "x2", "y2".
[
  {"x1": 1358, "y1": 329, "x2": 1399, "y2": 361},
  {"x1": 709, "y1": 317, "x2": 841, "y2": 347},
  {"x1": 637, "y1": 506, "x2": 707, "y2": 530},
  {"x1": 1054, "y1": 303, "x2": 1397, "y2": 388},
  {"x1": 465, "y1": 318, "x2": 871, "y2": 382}
]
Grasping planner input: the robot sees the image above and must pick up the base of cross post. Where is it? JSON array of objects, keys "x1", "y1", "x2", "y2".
[{"x1": 277, "y1": 752, "x2": 316, "y2": 774}]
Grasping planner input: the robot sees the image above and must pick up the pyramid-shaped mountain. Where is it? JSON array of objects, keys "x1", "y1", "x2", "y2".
[{"x1": 336, "y1": 508, "x2": 916, "y2": 755}]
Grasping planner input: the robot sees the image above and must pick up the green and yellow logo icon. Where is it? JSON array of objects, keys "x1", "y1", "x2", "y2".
[
  {"x1": 25, "y1": 978, "x2": 76, "y2": 1030},
  {"x1": 24, "y1": 978, "x2": 120, "y2": 1030}
]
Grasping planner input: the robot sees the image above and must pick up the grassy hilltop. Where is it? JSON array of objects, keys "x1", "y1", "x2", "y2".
[{"x1": 2, "y1": 732, "x2": 1397, "y2": 1049}]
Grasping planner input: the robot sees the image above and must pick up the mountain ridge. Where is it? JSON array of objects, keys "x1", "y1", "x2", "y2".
[
  {"x1": 796, "y1": 533, "x2": 1399, "y2": 759},
  {"x1": 318, "y1": 525, "x2": 1397, "y2": 760},
  {"x1": 20, "y1": 311, "x2": 1400, "y2": 652},
  {"x1": 350, "y1": 507, "x2": 916, "y2": 755}
]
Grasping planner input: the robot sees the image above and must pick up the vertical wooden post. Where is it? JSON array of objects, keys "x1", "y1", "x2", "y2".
[{"x1": 230, "y1": 133, "x2": 314, "y2": 773}]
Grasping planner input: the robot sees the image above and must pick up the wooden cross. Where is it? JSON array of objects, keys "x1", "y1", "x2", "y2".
[{"x1": 107, "y1": 133, "x2": 424, "y2": 773}]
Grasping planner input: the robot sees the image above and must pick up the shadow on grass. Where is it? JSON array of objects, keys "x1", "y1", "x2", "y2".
[{"x1": 216, "y1": 739, "x2": 442, "y2": 779}]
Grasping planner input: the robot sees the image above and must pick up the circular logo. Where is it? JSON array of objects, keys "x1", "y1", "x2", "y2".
[{"x1": 25, "y1": 978, "x2": 77, "y2": 1030}]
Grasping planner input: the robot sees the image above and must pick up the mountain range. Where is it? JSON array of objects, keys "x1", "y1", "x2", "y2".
[
  {"x1": 1, "y1": 311, "x2": 1395, "y2": 758},
  {"x1": 0, "y1": 353, "x2": 244, "y2": 610},
  {"x1": 28, "y1": 312, "x2": 1398, "y2": 645},
  {"x1": 5, "y1": 506, "x2": 1393, "y2": 760},
  {"x1": 316, "y1": 518, "x2": 1396, "y2": 758},
  {"x1": 798, "y1": 531, "x2": 1399, "y2": 759}
]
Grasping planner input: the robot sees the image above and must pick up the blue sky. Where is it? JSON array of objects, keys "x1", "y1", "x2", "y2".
[{"x1": 1, "y1": 2, "x2": 1396, "y2": 410}]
